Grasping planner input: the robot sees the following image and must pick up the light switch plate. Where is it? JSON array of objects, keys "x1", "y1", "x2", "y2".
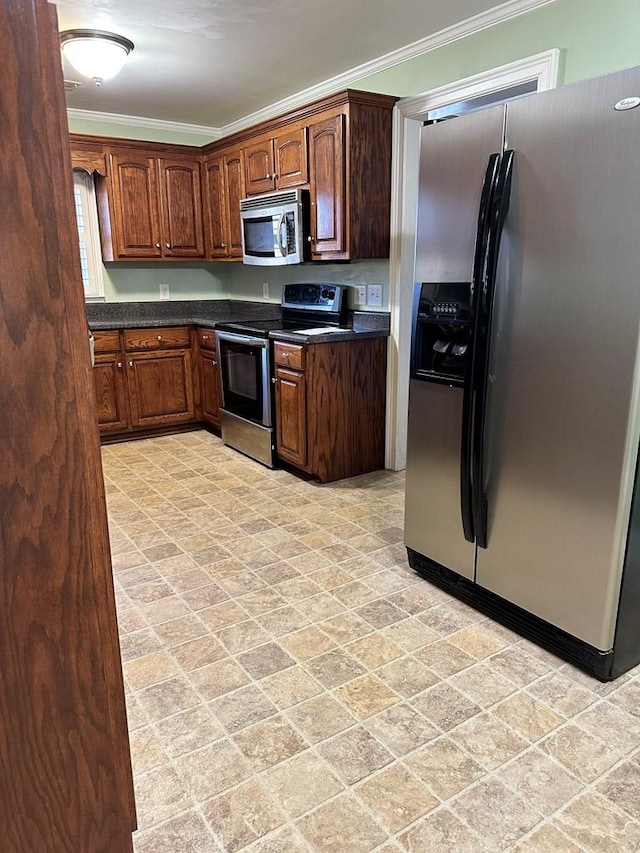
[
  {"x1": 367, "y1": 284, "x2": 383, "y2": 307},
  {"x1": 159, "y1": 283, "x2": 170, "y2": 300},
  {"x1": 353, "y1": 285, "x2": 367, "y2": 307}
]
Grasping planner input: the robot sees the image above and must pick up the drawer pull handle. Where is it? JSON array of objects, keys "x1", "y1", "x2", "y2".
[{"x1": 157, "y1": 335, "x2": 162, "y2": 341}]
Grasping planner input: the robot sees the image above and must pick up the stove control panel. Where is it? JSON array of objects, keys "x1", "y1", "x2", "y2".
[{"x1": 282, "y1": 283, "x2": 345, "y2": 312}]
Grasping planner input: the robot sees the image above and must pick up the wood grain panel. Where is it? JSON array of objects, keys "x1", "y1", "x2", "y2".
[
  {"x1": 200, "y1": 351, "x2": 222, "y2": 427},
  {"x1": 0, "y1": 0, "x2": 135, "y2": 848},
  {"x1": 92, "y1": 329, "x2": 121, "y2": 353},
  {"x1": 274, "y1": 126, "x2": 308, "y2": 188},
  {"x1": 275, "y1": 367, "x2": 307, "y2": 467},
  {"x1": 197, "y1": 326, "x2": 218, "y2": 351},
  {"x1": 224, "y1": 149, "x2": 246, "y2": 257},
  {"x1": 123, "y1": 326, "x2": 191, "y2": 351},
  {"x1": 128, "y1": 350, "x2": 195, "y2": 426},
  {"x1": 202, "y1": 156, "x2": 229, "y2": 258},
  {"x1": 309, "y1": 114, "x2": 345, "y2": 256},
  {"x1": 306, "y1": 338, "x2": 386, "y2": 482},
  {"x1": 348, "y1": 103, "x2": 394, "y2": 258},
  {"x1": 244, "y1": 137, "x2": 275, "y2": 195},
  {"x1": 110, "y1": 152, "x2": 162, "y2": 258},
  {"x1": 274, "y1": 341, "x2": 305, "y2": 370},
  {"x1": 160, "y1": 158, "x2": 205, "y2": 257},
  {"x1": 93, "y1": 354, "x2": 129, "y2": 432}
]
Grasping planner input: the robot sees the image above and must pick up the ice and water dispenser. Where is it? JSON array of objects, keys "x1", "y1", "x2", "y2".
[{"x1": 410, "y1": 282, "x2": 471, "y2": 385}]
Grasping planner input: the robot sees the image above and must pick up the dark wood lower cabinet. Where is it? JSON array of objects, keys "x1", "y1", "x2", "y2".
[
  {"x1": 93, "y1": 352, "x2": 129, "y2": 433},
  {"x1": 200, "y1": 351, "x2": 222, "y2": 426},
  {"x1": 274, "y1": 337, "x2": 387, "y2": 483},
  {"x1": 275, "y1": 366, "x2": 307, "y2": 467},
  {"x1": 127, "y1": 349, "x2": 195, "y2": 427}
]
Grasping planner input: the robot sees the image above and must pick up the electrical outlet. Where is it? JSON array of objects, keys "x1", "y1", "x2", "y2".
[
  {"x1": 367, "y1": 284, "x2": 383, "y2": 307},
  {"x1": 262, "y1": 282, "x2": 270, "y2": 298},
  {"x1": 353, "y1": 285, "x2": 367, "y2": 307},
  {"x1": 159, "y1": 283, "x2": 170, "y2": 300}
]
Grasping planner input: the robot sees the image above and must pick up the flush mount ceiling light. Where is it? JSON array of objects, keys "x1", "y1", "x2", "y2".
[{"x1": 60, "y1": 29, "x2": 134, "y2": 87}]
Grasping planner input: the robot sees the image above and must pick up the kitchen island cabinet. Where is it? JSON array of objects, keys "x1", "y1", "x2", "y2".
[{"x1": 273, "y1": 336, "x2": 387, "y2": 482}]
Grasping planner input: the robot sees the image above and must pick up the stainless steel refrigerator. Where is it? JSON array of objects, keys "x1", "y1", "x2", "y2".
[{"x1": 404, "y1": 65, "x2": 640, "y2": 680}]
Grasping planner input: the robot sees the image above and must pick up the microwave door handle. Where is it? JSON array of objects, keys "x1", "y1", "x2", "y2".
[{"x1": 277, "y1": 213, "x2": 287, "y2": 257}]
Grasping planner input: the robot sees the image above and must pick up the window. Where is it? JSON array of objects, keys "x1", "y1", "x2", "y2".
[{"x1": 73, "y1": 171, "x2": 104, "y2": 301}]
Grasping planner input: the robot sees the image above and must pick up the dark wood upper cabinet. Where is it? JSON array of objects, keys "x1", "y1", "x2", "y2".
[
  {"x1": 309, "y1": 114, "x2": 345, "y2": 257},
  {"x1": 244, "y1": 126, "x2": 308, "y2": 195},
  {"x1": 107, "y1": 151, "x2": 204, "y2": 260},
  {"x1": 202, "y1": 155, "x2": 230, "y2": 259},
  {"x1": 70, "y1": 89, "x2": 396, "y2": 264},
  {"x1": 159, "y1": 158, "x2": 205, "y2": 257},
  {"x1": 110, "y1": 151, "x2": 163, "y2": 258},
  {"x1": 223, "y1": 147, "x2": 246, "y2": 258}
]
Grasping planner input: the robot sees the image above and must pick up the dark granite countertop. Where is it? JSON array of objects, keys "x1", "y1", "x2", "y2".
[{"x1": 86, "y1": 299, "x2": 390, "y2": 340}]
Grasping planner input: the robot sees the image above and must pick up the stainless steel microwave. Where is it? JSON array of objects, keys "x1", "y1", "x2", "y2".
[{"x1": 240, "y1": 188, "x2": 309, "y2": 266}]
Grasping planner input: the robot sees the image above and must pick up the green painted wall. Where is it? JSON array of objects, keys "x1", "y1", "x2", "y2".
[
  {"x1": 102, "y1": 263, "x2": 226, "y2": 302},
  {"x1": 78, "y1": 0, "x2": 640, "y2": 305},
  {"x1": 352, "y1": 0, "x2": 640, "y2": 96},
  {"x1": 69, "y1": 116, "x2": 217, "y2": 147}
]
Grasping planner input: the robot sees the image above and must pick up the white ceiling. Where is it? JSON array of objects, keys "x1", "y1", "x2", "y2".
[{"x1": 56, "y1": 0, "x2": 519, "y2": 133}]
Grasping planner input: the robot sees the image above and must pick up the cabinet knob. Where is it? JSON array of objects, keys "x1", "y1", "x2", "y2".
[
  {"x1": 202, "y1": 334, "x2": 209, "y2": 341},
  {"x1": 157, "y1": 335, "x2": 162, "y2": 341},
  {"x1": 283, "y1": 351, "x2": 290, "y2": 359},
  {"x1": 272, "y1": 376, "x2": 277, "y2": 384},
  {"x1": 166, "y1": 243, "x2": 170, "y2": 249},
  {"x1": 212, "y1": 359, "x2": 217, "y2": 366},
  {"x1": 128, "y1": 360, "x2": 133, "y2": 367},
  {"x1": 117, "y1": 361, "x2": 122, "y2": 369},
  {"x1": 266, "y1": 173, "x2": 271, "y2": 179},
  {"x1": 307, "y1": 235, "x2": 313, "y2": 243},
  {"x1": 221, "y1": 243, "x2": 226, "y2": 248},
  {"x1": 155, "y1": 243, "x2": 161, "y2": 249}
]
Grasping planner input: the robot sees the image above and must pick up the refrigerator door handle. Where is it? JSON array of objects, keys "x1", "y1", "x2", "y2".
[
  {"x1": 460, "y1": 152, "x2": 501, "y2": 543},
  {"x1": 472, "y1": 148, "x2": 515, "y2": 548}
]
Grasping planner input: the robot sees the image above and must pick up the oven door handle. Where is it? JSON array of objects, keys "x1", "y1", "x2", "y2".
[{"x1": 216, "y1": 331, "x2": 269, "y2": 348}]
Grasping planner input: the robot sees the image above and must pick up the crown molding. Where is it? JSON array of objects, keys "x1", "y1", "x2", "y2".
[
  {"x1": 66, "y1": 0, "x2": 558, "y2": 139},
  {"x1": 65, "y1": 108, "x2": 222, "y2": 139}
]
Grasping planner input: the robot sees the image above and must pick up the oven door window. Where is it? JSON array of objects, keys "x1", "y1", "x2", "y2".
[
  {"x1": 219, "y1": 339, "x2": 270, "y2": 425},
  {"x1": 243, "y1": 215, "x2": 277, "y2": 259}
]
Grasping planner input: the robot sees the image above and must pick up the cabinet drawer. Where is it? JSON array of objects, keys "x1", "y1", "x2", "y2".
[
  {"x1": 197, "y1": 327, "x2": 217, "y2": 351},
  {"x1": 274, "y1": 341, "x2": 305, "y2": 370},
  {"x1": 123, "y1": 326, "x2": 191, "y2": 351},
  {"x1": 92, "y1": 330, "x2": 121, "y2": 353}
]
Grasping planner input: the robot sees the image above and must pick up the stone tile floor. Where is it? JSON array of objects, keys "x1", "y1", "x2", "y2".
[{"x1": 103, "y1": 430, "x2": 640, "y2": 852}]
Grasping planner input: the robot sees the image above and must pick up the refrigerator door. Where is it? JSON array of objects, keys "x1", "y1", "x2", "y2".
[
  {"x1": 475, "y1": 67, "x2": 640, "y2": 650},
  {"x1": 405, "y1": 108, "x2": 504, "y2": 579}
]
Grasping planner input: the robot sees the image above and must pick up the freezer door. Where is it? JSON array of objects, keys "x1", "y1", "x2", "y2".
[
  {"x1": 414, "y1": 106, "x2": 505, "y2": 283},
  {"x1": 475, "y1": 67, "x2": 640, "y2": 650},
  {"x1": 405, "y1": 379, "x2": 475, "y2": 578},
  {"x1": 405, "y1": 107, "x2": 504, "y2": 575}
]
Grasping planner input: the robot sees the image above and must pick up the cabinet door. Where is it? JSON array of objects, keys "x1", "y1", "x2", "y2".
[
  {"x1": 200, "y1": 351, "x2": 222, "y2": 427},
  {"x1": 127, "y1": 349, "x2": 195, "y2": 427},
  {"x1": 275, "y1": 126, "x2": 308, "y2": 189},
  {"x1": 244, "y1": 138, "x2": 275, "y2": 195},
  {"x1": 308, "y1": 114, "x2": 345, "y2": 257},
  {"x1": 275, "y1": 367, "x2": 307, "y2": 468},
  {"x1": 223, "y1": 149, "x2": 246, "y2": 258},
  {"x1": 203, "y1": 156, "x2": 229, "y2": 258},
  {"x1": 159, "y1": 158, "x2": 205, "y2": 258},
  {"x1": 110, "y1": 152, "x2": 162, "y2": 258},
  {"x1": 93, "y1": 353, "x2": 129, "y2": 434}
]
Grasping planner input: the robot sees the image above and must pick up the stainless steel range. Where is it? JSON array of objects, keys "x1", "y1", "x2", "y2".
[{"x1": 216, "y1": 283, "x2": 347, "y2": 467}]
